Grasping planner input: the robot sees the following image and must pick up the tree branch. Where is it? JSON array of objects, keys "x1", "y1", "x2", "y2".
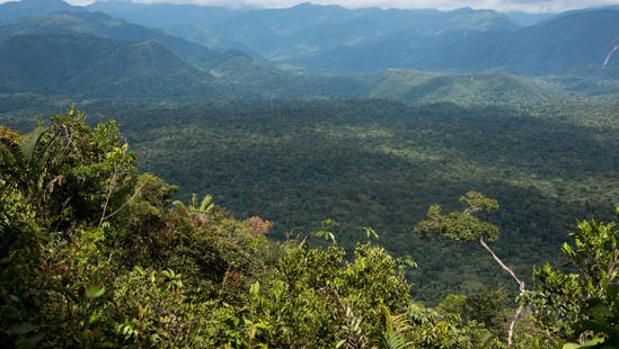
[
  {"x1": 98, "y1": 166, "x2": 118, "y2": 229},
  {"x1": 479, "y1": 237, "x2": 526, "y2": 347},
  {"x1": 103, "y1": 181, "x2": 146, "y2": 221}
]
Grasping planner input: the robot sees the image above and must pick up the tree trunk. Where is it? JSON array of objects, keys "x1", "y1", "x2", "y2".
[{"x1": 479, "y1": 237, "x2": 526, "y2": 347}]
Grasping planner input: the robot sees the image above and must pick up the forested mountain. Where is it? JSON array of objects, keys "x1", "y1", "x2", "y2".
[
  {"x1": 0, "y1": 11, "x2": 372, "y2": 99},
  {"x1": 0, "y1": 33, "x2": 224, "y2": 98},
  {"x1": 369, "y1": 71, "x2": 571, "y2": 104},
  {"x1": 0, "y1": 10, "x2": 581, "y2": 102},
  {"x1": 88, "y1": 0, "x2": 250, "y2": 53},
  {"x1": 1, "y1": 0, "x2": 617, "y2": 98},
  {"x1": 415, "y1": 9, "x2": 619, "y2": 75},
  {"x1": 0, "y1": 11, "x2": 225, "y2": 70}
]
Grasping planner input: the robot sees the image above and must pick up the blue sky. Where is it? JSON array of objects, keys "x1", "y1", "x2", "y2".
[{"x1": 4, "y1": 0, "x2": 619, "y2": 13}]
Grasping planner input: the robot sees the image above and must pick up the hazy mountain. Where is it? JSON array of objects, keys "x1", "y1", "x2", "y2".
[
  {"x1": 280, "y1": 8, "x2": 619, "y2": 77},
  {"x1": 89, "y1": 2, "x2": 517, "y2": 60},
  {"x1": 87, "y1": 1, "x2": 619, "y2": 77},
  {"x1": 88, "y1": 0, "x2": 250, "y2": 53},
  {"x1": 0, "y1": 0, "x2": 84, "y2": 23},
  {"x1": 212, "y1": 4, "x2": 514, "y2": 61},
  {"x1": 0, "y1": 10, "x2": 368, "y2": 88},
  {"x1": 420, "y1": 9, "x2": 619, "y2": 76}
]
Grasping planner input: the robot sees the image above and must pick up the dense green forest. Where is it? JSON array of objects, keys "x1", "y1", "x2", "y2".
[
  {"x1": 2, "y1": 99, "x2": 617, "y2": 303},
  {"x1": 1, "y1": 109, "x2": 618, "y2": 348}
]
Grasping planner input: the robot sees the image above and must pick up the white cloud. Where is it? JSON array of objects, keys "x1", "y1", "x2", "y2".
[{"x1": 2, "y1": 0, "x2": 619, "y2": 13}]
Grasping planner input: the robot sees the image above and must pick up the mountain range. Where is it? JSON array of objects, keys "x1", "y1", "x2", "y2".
[
  {"x1": 0, "y1": 0, "x2": 617, "y2": 101},
  {"x1": 88, "y1": 1, "x2": 619, "y2": 76}
]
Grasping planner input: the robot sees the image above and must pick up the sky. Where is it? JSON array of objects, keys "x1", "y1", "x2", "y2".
[{"x1": 3, "y1": 0, "x2": 619, "y2": 13}]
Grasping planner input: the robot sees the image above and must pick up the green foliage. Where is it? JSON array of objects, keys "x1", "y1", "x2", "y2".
[
  {"x1": 561, "y1": 287, "x2": 619, "y2": 349},
  {"x1": 439, "y1": 288, "x2": 511, "y2": 337},
  {"x1": 415, "y1": 192, "x2": 501, "y2": 241},
  {"x1": 532, "y1": 208, "x2": 619, "y2": 345},
  {"x1": 315, "y1": 218, "x2": 338, "y2": 243},
  {"x1": 1, "y1": 108, "x2": 617, "y2": 349},
  {"x1": 4, "y1": 99, "x2": 618, "y2": 303}
]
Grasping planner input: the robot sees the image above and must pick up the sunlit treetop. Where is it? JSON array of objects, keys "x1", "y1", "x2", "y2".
[{"x1": 415, "y1": 191, "x2": 500, "y2": 241}]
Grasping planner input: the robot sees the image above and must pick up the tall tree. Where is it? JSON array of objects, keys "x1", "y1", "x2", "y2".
[{"x1": 414, "y1": 192, "x2": 526, "y2": 346}]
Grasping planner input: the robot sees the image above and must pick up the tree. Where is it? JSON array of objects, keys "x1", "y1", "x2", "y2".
[{"x1": 414, "y1": 192, "x2": 526, "y2": 346}]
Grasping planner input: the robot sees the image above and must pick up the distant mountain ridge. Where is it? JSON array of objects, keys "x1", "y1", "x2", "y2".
[
  {"x1": 0, "y1": 0, "x2": 84, "y2": 23},
  {"x1": 0, "y1": 0, "x2": 616, "y2": 101},
  {"x1": 0, "y1": 10, "x2": 369, "y2": 100},
  {"x1": 85, "y1": 1, "x2": 619, "y2": 77}
]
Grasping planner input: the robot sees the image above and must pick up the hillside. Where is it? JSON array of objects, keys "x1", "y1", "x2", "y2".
[
  {"x1": 0, "y1": 33, "x2": 224, "y2": 98},
  {"x1": 0, "y1": 9, "x2": 575, "y2": 104},
  {"x1": 0, "y1": 11, "x2": 224, "y2": 70},
  {"x1": 370, "y1": 71, "x2": 571, "y2": 104},
  {"x1": 88, "y1": 0, "x2": 249, "y2": 53}
]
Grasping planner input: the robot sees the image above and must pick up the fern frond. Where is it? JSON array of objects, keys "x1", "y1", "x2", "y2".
[{"x1": 380, "y1": 305, "x2": 413, "y2": 349}]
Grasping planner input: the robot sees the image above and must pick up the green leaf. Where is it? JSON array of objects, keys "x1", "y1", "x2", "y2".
[
  {"x1": 250, "y1": 282, "x2": 260, "y2": 298},
  {"x1": 172, "y1": 200, "x2": 185, "y2": 209},
  {"x1": 85, "y1": 286, "x2": 106, "y2": 299},
  {"x1": 364, "y1": 226, "x2": 380, "y2": 240},
  {"x1": 200, "y1": 194, "x2": 213, "y2": 212}
]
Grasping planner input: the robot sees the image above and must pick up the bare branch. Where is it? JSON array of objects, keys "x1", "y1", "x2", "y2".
[
  {"x1": 479, "y1": 237, "x2": 526, "y2": 347},
  {"x1": 98, "y1": 166, "x2": 118, "y2": 229},
  {"x1": 102, "y1": 181, "x2": 146, "y2": 221}
]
